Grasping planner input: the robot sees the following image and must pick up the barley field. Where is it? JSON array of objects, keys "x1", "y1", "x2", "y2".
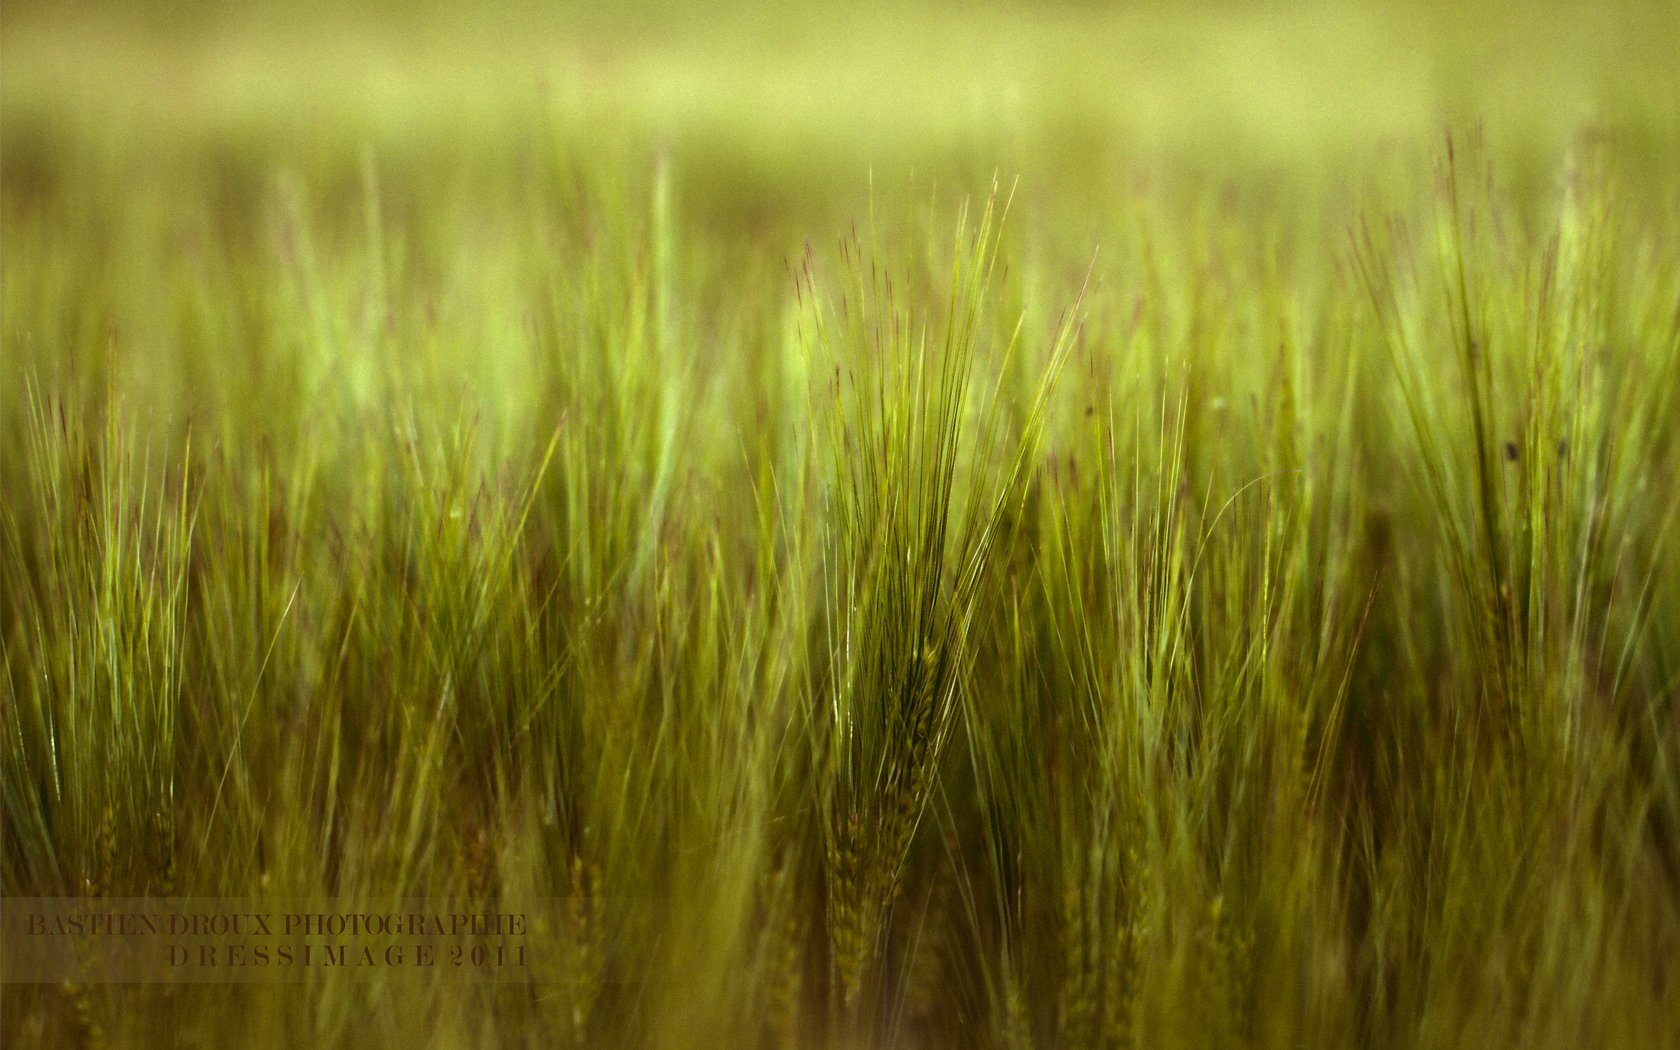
[{"x1": 2, "y1": 1, "x2": 1679, "y2": 1047}]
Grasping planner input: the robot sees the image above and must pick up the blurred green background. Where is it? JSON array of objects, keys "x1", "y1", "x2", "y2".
[{"x1": 6, "y1": 0, "x2": 1679, "y2": 225}]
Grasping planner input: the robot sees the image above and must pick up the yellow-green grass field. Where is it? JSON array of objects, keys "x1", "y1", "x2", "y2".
[{"x1": 3, "y1": 1, "x2": 1679, "y2": 1046}]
